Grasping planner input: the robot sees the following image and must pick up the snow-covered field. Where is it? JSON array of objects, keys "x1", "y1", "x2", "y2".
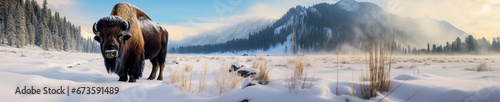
[{"x1": 1, "y1": 46, "x2": 499, "y2": 102}]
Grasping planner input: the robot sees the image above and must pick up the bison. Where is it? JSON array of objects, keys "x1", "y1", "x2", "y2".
[{"x1": 92, "y1": 2, "x2": 168, "y2": 82}]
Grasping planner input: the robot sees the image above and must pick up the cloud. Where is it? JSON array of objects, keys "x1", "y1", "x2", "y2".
[
  {"x1": 164, "y1": 0, "x2": 337, "y2": 41},
  {"x1": 381, "y1": 0, "x2": 500, "y2": 40},
  {"x1": 162, "y1": 21, "x2": 230, "y2": 41},
  {"x1": 162, "y1": 3, "x2": 284, "y2": 41}
]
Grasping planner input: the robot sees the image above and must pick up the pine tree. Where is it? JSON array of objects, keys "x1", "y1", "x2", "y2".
[
  {"x1": 25, "y1": 0, "x2": 36, "y2": 46},
  {"x1": 0, "y1": 0, "x2": 11, "y2": 44},
  {"x1": 465, "y1": 35, "x2": 475, "y2": 53},
  {"x1": 16, "y1": 4, "x2": 27, "y2": 48},
  {"x1": 6, "y1": 5, "x2": 16, "y2": 46}
]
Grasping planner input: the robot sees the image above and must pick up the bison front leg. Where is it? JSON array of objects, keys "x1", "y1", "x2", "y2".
[
  {"x1": 147, "y1": 59, "x2": 159, "y2": 80},
  {"x1": 126, "y1": 54, "x2": 145, "y2": 83},
  {"x1": 118, "y1": 75, "x2": 128, "y2": 82},
  {"x1": 117, "y1": 66, "x2": 128, "y2": 82}
]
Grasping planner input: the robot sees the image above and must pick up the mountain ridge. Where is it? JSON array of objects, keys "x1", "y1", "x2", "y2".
[{"x1": 170, "y1": 0, "x2": 468, "y2": 54}]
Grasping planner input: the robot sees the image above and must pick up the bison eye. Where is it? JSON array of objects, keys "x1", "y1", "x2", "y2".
[{"x1": 94, "y1": 36, "x2": 101, "y2": 43}]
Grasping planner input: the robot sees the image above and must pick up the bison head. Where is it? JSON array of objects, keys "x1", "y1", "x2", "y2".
[{"x1": 92, "y1": 16, "x2": 132, "y2": 73}]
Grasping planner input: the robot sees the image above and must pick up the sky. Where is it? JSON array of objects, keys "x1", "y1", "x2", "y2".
[{"x1": 36, "y1": 0, "x2": 500, "y2": 41}]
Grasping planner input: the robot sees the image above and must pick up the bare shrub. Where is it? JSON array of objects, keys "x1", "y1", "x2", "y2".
[
  {"x1": 465, "y1": 62, "x2": 494, "y2": 71},
  {"x1": 410, "y1": 63, "x2": 418, "y2": 68},
  {"x1": 424, "y1": 62, "x2": 431, "y2": 65},
  {"x1": 395, "y1": 65, "x2": 405, "y2": 69}
]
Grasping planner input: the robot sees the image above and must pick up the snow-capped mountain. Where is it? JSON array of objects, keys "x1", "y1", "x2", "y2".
[
  {"x1": 169, "y1": 18, "x2": 275, "y2": 48},
  {"x1": 336, "y1": 0, "x2": 360, "y2": 11},
  {"x1": 170, "y1": 0, "x2": 468, "y2": 53},
  {"x1": 270, "y1": 0, "x2": 468, "y2": 50}
]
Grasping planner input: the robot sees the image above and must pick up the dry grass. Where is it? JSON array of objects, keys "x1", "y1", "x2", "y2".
[
  {"x1": 410, "y1": 63, "x2": 418, "y2": 68},
  {"x1": 166, "y1": 66, "x2": 172, "y2": 71},
  {"x1": 215, "y1": 62, "x2": 243, "y2": 95},
  {"x1": 251, "y1": 61, "x2": 260, "y2": 69},
  {"x1": 169, "y1": 66, "x2": 180, "y2": 85},
  {"x1": 287, "y1": 57, "x2": 313, "y2": 90},
  {"x1": 465, "y1": 62, "x2": 494, "y2": 71},
  {"x1": 359, "y1": 17, "x2": 393, "y2": 99},
  {"x1": 246, "y1": 58, "x2": 253, "y2": 62},
  {"x1": 360, "y1": 75, "x2": 370, "y2": 81},
  {"x1": 256, "y1": 61, "x2": 271, "y2": 85},
  {"x1": 198, "y1": 64, "x2": 208, "y2": 93},
  {"x1": 169, "y1": 64, "x2": 193, "y2": 92},
  {"x1": 184, "y1": 63, "x2": 193, "y2": 72},
  {"x1": 395, "y1": 65, "x2": 405, "y2": 69},
  {"x1": 257, "y1": 54, "x2": 265, "y2": 61}
]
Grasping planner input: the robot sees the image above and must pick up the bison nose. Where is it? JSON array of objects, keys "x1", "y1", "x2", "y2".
[{"x1": 105, "y1": 50, "x2": 118, "y2": 59}]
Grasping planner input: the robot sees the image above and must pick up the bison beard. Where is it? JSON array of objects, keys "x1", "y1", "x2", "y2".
[{"x1": 93, "y1": 2, "x2": 168, "y2": 82}]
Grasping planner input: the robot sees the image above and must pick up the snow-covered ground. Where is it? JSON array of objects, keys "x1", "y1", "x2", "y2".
[{"x1": 1, "y1": 46, "x2": 499, "y2": 102}]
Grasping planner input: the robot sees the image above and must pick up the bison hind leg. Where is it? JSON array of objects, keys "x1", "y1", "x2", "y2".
[
  {"x1": 147, "y1": 59, "x2": 159, "y2": 80},
  {"x1": 128, "y1": 75, "x2": 136, "y2": 82},
  {"x1": 156, "y1": 52, "x2": 167, "y2": 80}
]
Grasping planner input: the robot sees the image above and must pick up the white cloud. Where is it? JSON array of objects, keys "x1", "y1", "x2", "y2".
[
  {"x1": 163, "y1": 3, "x2": 284, "y2": 41},
  {"x1": 379, "y1": 0, "x2": 500, "y2": 40},
  {"x1": 161, "y1": 22, "x2": 229, "y2": 41},
  {"x1": 164, "y1": 0, "x2": 338, "y2": 41}
]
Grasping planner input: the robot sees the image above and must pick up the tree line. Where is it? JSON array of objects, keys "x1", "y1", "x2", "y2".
[
  {"x1": 0, "y1": 0, "x2": 99, "y2": 53},
  {"x1": 398, "y1": 35, "x2": 500, "y2": 55}
]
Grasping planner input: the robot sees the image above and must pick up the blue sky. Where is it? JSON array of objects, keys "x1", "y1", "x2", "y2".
[{"x1": 37, "y1": 0, "x2": 500, "y2": 41}]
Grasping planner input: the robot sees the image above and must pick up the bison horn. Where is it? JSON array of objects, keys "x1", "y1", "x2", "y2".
[
  {"x1": 123, "y1": 21, "x2": 131, "y2": 32},
  {"x1": 92, "y1": 22, "x2": 99, "y2": 35}
]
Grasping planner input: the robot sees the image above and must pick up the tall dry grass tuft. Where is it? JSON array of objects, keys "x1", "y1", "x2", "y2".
[
  {"x1": 215, "y1": 61, "x2": 243, "y2": 95},
  {"x1": 256, "y1": 61, "x2": 271, "y2": 85},
  {"x1": 257, "y1": 54, "x2": 265, "y2": 61},
  {"x1": 287, "y1": 57, "x2": 313, "y2": 90},
  {"x1": 184, "y1": 63, "x2": 193, "y2": 72},
  {"x1": 169, "y1": 64, "x2": 193, "y2": 92},
  {"x1": 252, "y1": 61, "x2": 260, "y2": 69},
  {"x1": 359, "y1": 16, "x2": 393, "y2": 99},
  {"x1": 198, "y1": 63, "x2": 208, "y2": 93},
  {"x1": 169, "y1": 65, "x2": 180, "y2": 85}
]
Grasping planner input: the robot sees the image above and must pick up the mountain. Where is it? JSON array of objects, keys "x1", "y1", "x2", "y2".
[
  {"x1": 168, "y1": 18, "x2": 275, "y2": 49},
  {"x1": 170, "y1": 0, "x2": 468, "y2": 54}
]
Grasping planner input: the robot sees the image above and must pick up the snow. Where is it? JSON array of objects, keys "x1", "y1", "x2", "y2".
[
  {"x1": 232, "y1": 62, "x2": 248, "y2": 68},
  {"x1": 274, "y1": 16, "x2": 295, "y2": 35},
  {"x1": 324, "y1": 27, "x2": 332, "y2": 38},
  {"x1": 236, "y1": 67, "x2": 259, "y2": 73},
  {"x1": 308, "y1": 7, "x2": 321, "y2": 17},
  {"x1": 1, "y1": 46, "x2": 500, "y2": 102},
  {"x1": 336, "y1": 0, "x2": 360, "y2": 11},
  {"x1": 96, "y1": 16, "x2": 127, "y2": 26}
]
